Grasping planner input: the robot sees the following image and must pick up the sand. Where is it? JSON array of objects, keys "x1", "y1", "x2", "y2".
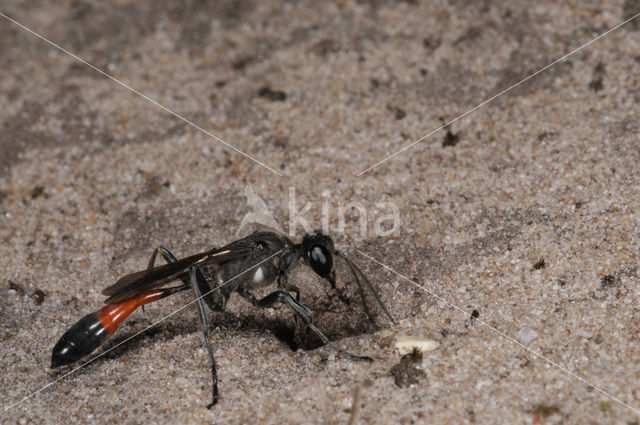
[{"x1": 2, "y1": 1, "x2": 640, "y2": 424}]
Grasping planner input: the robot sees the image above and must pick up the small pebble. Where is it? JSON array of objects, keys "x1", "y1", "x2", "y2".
[
  {"x1": 516, "y1": 327, "x2": 538, "y2": 345},
  {"x1": 394, "y1": 336, "x2": 440, "y2": 356}
]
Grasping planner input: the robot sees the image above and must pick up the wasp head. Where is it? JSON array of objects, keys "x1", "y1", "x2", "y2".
[{"x1": 300, "y1": 232, "x2": 336, "y2": 286}]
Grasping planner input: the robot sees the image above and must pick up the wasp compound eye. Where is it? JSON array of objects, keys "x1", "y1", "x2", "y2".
[{"x1": 307, "y1": 244, "x2": 333, "y2": 278}]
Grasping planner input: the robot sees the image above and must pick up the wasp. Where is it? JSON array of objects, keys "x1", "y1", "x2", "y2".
[{"x1": 51, "y1": 230, "x2": 395, "y2": 407}]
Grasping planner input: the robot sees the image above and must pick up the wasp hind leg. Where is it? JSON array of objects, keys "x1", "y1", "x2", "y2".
[
  {"x1": 189, "y1": 266, "x2": 219, "y2": 407},
  {"x1": 146, "y1": 247, "x2": 220, "y2": 406},
  {"x1": 146, "y1": 245, "x2": 226, "y2": 312}
]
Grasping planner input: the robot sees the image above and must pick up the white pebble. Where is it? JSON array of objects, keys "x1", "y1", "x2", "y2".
[
  {"x1": 516, "y1": 327, "x2": 538, "y2": 345},
  {"x1": 394, "y1": 336, "x2": 440, "y2": 355}
]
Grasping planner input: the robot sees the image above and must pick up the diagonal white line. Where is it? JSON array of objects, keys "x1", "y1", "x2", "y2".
[
  {"x1": 0, "y1": 250, "x2": 282, "y2": 415},
  {"x1": 0, "y1": 11, "x2": 283, "y2": 177},
  {"x1": 355, "y1": 10, "x2": 640, "y2": 176},
  {"x1": 356, "y1": 249, "x2": 640, "y2": 417}
]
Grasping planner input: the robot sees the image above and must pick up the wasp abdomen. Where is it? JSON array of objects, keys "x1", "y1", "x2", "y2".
[
  {"x1": 50, "y1": 312, "x2": 108, "y2": 368},
  {"x1": 51, "y1": 289, "x2": 169, "y2": 368}
]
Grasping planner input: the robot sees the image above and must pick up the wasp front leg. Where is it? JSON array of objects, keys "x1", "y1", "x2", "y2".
[
  {"x1": 277, "y1": 273, "x2": 307, "y2": 348},
  {"x1": 239, "y1": 288, "x2": 372, "y2": 362}
]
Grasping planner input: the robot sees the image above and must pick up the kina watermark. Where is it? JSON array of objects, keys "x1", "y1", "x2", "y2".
[{"x1": 239, "y1": 186, "x2": 400, "y2": 239}]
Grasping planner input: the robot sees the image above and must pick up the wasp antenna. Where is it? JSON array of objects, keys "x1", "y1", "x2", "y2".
[{"x1": 334, "y1": 251, "x2": 397, "y2": 325}]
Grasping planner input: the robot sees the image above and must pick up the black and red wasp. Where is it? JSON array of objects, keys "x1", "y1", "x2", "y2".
[{"x1": 51, "y1": 230, "x2": 396, "y2": 407}]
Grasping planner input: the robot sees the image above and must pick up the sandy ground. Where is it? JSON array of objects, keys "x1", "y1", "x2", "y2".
[{"x1": 2, "y1": 0, "x2": 640, "y2": 424}]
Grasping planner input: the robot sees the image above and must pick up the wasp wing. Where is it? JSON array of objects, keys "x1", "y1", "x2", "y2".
[{"x1": 101, "y1": 247, "x2": 251, "y2": 304}]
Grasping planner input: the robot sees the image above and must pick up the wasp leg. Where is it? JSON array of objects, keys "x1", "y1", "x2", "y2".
[
  {"x1": 190, "y1": 266, "x2": 219, "y2": 408},
  {"x1": 147, "y1": 245, "x2": 226, "y2": 312},
  {"x1": 277, "y1": 274, "x2": 305, "y2": 347},
  {"x1": 278, "y1": 275, "x2": 300, "y2": 301},
  {"x1": 147, "y1": 246, "x2": 179, "y2": 271},
  {"x1": 140, "y1": 246, "x2": 185, "y2": 314},
  {"x1": 147, "y1": 247, "x2": 220, "y2": 406},
  {"x1": 239, "y1": 289, "x2": 372, "y2": 362}
]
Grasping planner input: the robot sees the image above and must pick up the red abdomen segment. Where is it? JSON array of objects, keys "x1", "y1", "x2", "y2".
[{"x1": 51, "y1": 290, "x2": 168, "y2": 368}]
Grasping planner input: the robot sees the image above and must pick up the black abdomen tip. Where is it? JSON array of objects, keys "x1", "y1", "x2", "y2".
[
  {"x1": 51, "y1": 312, "x2": 108, "y2": 368},
  {"x1": 51, "y1": 337, "x2": 81, "y2": 368}
]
